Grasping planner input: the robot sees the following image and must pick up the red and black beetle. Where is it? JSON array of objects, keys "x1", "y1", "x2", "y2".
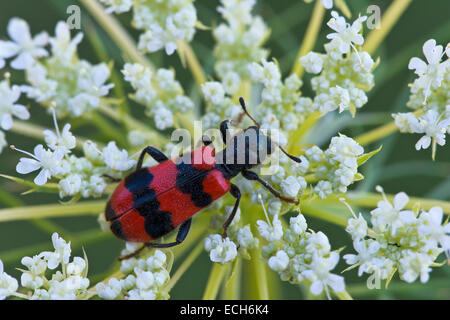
[{"x1": 105, "y1": 98, "x2": 301, "y2": 259}]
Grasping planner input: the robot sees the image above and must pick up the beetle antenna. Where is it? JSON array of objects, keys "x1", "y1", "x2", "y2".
[
  {"x1": 239, "y1": 97, "x2": 260, "y2": 128},
  {"x1": 238, "y1": 97, "x2": 301, "y2": 163}
]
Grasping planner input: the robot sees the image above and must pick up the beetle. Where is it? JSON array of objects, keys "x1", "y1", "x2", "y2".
[{"x1": 105, "y1": 97, "x2": 301, "y2": 259}]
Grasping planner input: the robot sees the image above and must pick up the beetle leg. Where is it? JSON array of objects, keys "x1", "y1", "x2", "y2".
[
  {"x1": 219, "y1": 120, "x2": 230, "y2": 145},
  {"x1": 118, "y1": 219, "x2": 192, "y2": 261},
  {"x1": 242, "y1": 170, "x2": 299, "y2": 205},
  {"x1": 136, "y1": 146, "x2": 169, "y2": 170},
  {"x1": 222, "y1": 183, "x2": 241, "y2": 238},
  {"x1": 101, "y1": 174, "x2": 121, "y2": 182}
]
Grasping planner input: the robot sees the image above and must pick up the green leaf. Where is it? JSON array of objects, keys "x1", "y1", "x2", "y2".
[
  {"x1": 354, "y1": 172, "x2": 364, "y2": 181},
  {"x1": 335, "y1": 0, "x2": 352, "y2": 18},
  {"x1": 0, "y1": 174, "x2": 59, "y2": 193},
  {"x1": 385, "y1": 266, "x2": 397, "y2": 289},
  {"x1": 357, "y1": 145, "x2": 382, "y2": 166}
]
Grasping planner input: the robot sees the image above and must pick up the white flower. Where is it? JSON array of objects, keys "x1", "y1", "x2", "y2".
[
  {"x1": 370, "y1": 191, "x2": 415, "y2": 235},
  {"x1": 299, "y1": 52, "x2": 324, "y2": 74},
  {"x1": 408, "y1": 39, "x2": 449, "y2": 92},
  {"x1": 153, "y1": 107, "x2": 174, "y2": 130},
  {"x1": 202, "y1": 82, "x2": 225, "y2": 105},
  {"x1": 21, "y1": 255, "x2": 47, "y2": 276},
  {"x1": 204, "y1": 235, "x2": 237, "y2": 264},
  {"x1": 44, "y1": 123, "x2": 76, "y2": 154},
  {"x1": 314, "y1": 180, "x2": 333, "y2": 199},
  {"x1": 236, "y1": 225, "x2": 259, "y2": 249},
  {"x1": 66, "y1": 257, "x2": 87, "y2": 276},
  {"x1": 290, "y1": 213, "x2": 307, "y2": 235},
  {"x1": 257, "y1": 214, "x2": 283, "y2": 242},
  {"x1": 346, "y1": 213, "x2": 368, "y2": 240},
  {"x1": 49, "y1": 21, "x2": 83, "y2": 62},
  {"x1": 322, "y1": 0, "x2": 333, "y2": 9},
  {"x1": 96, "y1": 278, "x2": 122, "y2": 300},
  {"x1": 326, "y1": 135, "x2": 363, "y2": 168},
  {"x1": 249, "y1": 59, "x2": 281, "y2": 87},
  {"x1": 20, "y1": 63, "x2": 58, "y2": 102},
  {"x1": 39, "y1": 232, "x2": 72, "y2": 269},
  {"x1": 413, "y1": 110, "x2": 450, "y2": 150},
  {"x1": 76, "y1": 63, "x2": 114, "y2": 107},
  {"x1": 0, "y1": 80, "x2": 29, "y2": 130},
  {"x1": 398, "y1": 250, "x2": 433, "y2": 283},
  {"x1": 280, "y1": 175, "x2": 303, "y2": 198},
  {"x1": 135, "y1": 269, "x2": 155, "y2": 290},
  {"x1": 15, "y1": 144, "x2": 65, "y2": 185},
  {"x1": 326, "y1": 11, "x2": 367, "y2": 55},
  {"x1": 306, "y1": 232, "x2": 331, "y2": 256},
  {"x1": 0, "y1": 259, "x2": 19, "y2": 300},
  {"x1": 146, "y1": 250, "x2": 166, "y2": 270},
  {"x1": 268, "y1": 250, "x2": 289, "y2": 272},
  {"x1": 102, "y1": 141, "x2": 136, "y2": 171},
  {"x1": 302, "y1": 253, "x2": 345, "y2": 296},
  {"x1": 418, "y1": 207, "x2": 450, "y2": 250},
  {"x1": 0, "y1": 17, "x2": 48, "y2": 69},
  {"x1": 343, "y1": 240, "x2": 380, "y2": 276}
]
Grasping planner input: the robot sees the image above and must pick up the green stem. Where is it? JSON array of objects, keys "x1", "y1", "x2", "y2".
[
  {"x1": 346, "y1": 192, "x2": 450, "y2": 214},
  {"x1": 355, "y1": 110, "x2": 423, "y2": 146},
  {"x1": 334, "y1": 290, "x2": 353, "y2": 300},
  {"x1": 301, "y1": 202, "x2": 349, "y2": 226},
  {"x1": 363, "y1": 0, "x2": 413, "y2": 54},
  {"x1": 203, "y1": 263, "x2": 229, "y2": 300},
  {"x1": 291, "y1": 0, "x2": 325, "y2": 77},
  {"x1": 165, "y1": 241, "x2": 204, "y2": 293},
  {"x1": 248, "y1": 250, "x2": 270, "y2": 299},
  {"x1": 79, "y1": 0, "x2": 153, "y2": 69},
  {"x1": 0, "y1": 200, "x2": 105, "y2": 222},
  {"x1": 98, "y1": 103, "x2": 166, "y2": 144},
  {"x1": 177, "y1": 40, "x2": 207, "y2": 88},
  {"x1": 223, "y1": 258, "x2": 242, "y2": 300},
  {"x1": 288, "y1": 111, "x2": 322, "y2": 153}
]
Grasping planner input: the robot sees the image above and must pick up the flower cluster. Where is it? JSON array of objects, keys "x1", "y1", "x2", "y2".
[
  {"x1": 393, "y1": 39, "x2": 450, "y2": 158},
  {"x1": 0, "y1": 19, "x2": 114, "y2": 118},
  {"x1": 122, "y1": 63, "x2": 194, "y2": 130},
  {"x1": 99, "y1": 0, "x2": 197, "y2": 55},
  {"x1": 258, "y1": 211, "x2": 345, "y2": 299},
  {"x1": 299, "y1": 11, "x2": 376, "y2": 117},
  {"x1": 96, "y1": 245, "x2": 171, "y2": 300},
  {"x1": 204, "y1": 206, "x2": 259, "y2": 263},
  {"x1": 344, "y1": 188, "x2": 449, "y2": 284},
  {"x1": 249, "y1": 59, "x2": 303, "y2": 134},
  {"x1": 213, "y1": 0, "x2": 269, "y2": 94},
  {"x1": 0, "y1": 233, "x2": 89, "y2": 300},
  {"x1": 13, "y1": 110, "x2": 135, "y2": 198}
]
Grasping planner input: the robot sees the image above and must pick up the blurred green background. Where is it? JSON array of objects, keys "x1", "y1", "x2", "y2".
[{"x1": 0, "y1": 0, "x2": 449, "y2": 299}]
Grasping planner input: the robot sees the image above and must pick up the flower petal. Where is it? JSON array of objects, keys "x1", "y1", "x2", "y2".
[
  {"x1": 393, "y1": 192, "x2": 409, "y2": 210},
  {"x1": 16, "y1": 158, "x2": 41, "y2": 174},
  {"x1": 34, "y1": 168, "x2": 50, "y2": 185},
  {"x1": 7, "y1": 18, "x2": 31, "y2": 44},
  {"x1": 408, "y1": 57, "x2": 427, "y2": 75},
  {"x1": 10, "y1": 51, "x2": 34, "y2": 70}
]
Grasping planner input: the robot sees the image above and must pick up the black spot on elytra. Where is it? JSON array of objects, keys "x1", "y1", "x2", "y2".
[
  {"x1": 105, "y1": 200, "x2": 116, "y2": 221},
  {"x1": 176, "y1": 162, "x2": 212, "y2": 207},
  {"x1": 124, "y1": 168, "x2": 174, "y2": 239},
  {"x1": 110, "y1": 220, "x2": 127, "y2": 240}
]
